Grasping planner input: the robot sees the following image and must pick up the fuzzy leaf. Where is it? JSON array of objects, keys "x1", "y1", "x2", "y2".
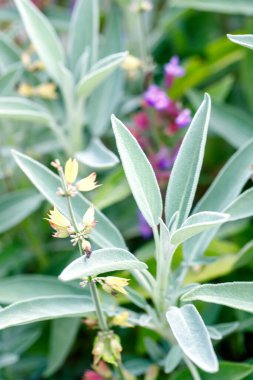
[
  {"x1": 111, "y1": 115, "x2": 162, "y2": 227},
  {"x1": 0, "y1": 275, "x2": 83, "y2": 304},
  {"x1": 59, "y1": 248, "x2": 147, "y2": 281},
  {"x1": 76, "y1": 138, "x2": 119, "y2": 169},
  {"x1": 44, "y1": 318, "x2": 80, "y2": 377},
  {"x1": 171, "y1": 212, "x2": 229, "y2": 245},
  {"x1": 184, "y1": 138, "x2": 253, "y2": 261},
  {"x1": 14, "y1": 0, "x2": 64, "y2": 83},
  {"x1": 0, "y1": 190, "x2": 43, "y2": 234},
  {"x1": 182, "y1": 283, "x2": 253, "y2": 313},
  {"x1": 165, "y1": 93, "x2": 211, "y2": 227},
  {"x1": 69, "y1": 0, "x2": 99, "y2": 70},
  {"x1": 171, "y1": 0, "x2": 253, "y2": 15},
  {"x1": 76, "y1": 52, "x2": 127, "y2": 99},
  {"x1": 228, "y1": 34, "x2": 253, "y2": 50},
  {"x1": 166, "y1": 304, "x2": 218, "y2": 373},
  {"x1": 0, "y1": 295, "x2": 94, "y2": 329}
]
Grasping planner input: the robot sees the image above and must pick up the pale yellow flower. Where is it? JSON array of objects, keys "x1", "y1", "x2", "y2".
[
  {"x1": 64, "y1": 158, "x2": 79, "y2": 184},
  {"x1": 34, "y1": 83, "x2": 58, "y2": 100},
  {"x1": 83, "y1": 205, "x2": 95, "y2": 228},
  {"x1": 18, "y1": 83, "x2": 34, "y2": 97},
  {"x1": 46, "y1": 207, "x2": 71, "y2": 238},
  {"x1": 111, "y1": 311, "x2": 133, "y2": 327},
  {"x1": 18, "y1": 82, "x2": 57, "y2": 100},
  {"x1": 122, "y1": 55, "x2": 142, "y2": 72},
  {"x1": 103, "y1": 276, "x2": 129, "y2": 295},
  {"x1": 76, "y1": 172, "x2": 99, "y2": 192}
]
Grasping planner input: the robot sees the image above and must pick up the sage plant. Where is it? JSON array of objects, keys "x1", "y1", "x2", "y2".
[{"x1": 1, "y1": 90, "x2": 253, "y2": 379}]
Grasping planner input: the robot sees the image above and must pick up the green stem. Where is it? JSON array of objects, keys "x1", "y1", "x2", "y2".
[
  {"x1": 184, "y1": 356, "x2": 202, "y2": 380},
  {"x1": 117, "y1": 362, "x2": 126, "y2": 380},
  {"x1": 58, "y1": 167, "x2": 83, "y2": 256},
  {"x1": 72, "y1": 98, "x2": 85, "y2": 153},
  {"x1": 49, "y1": 120, "x2": 70, "y2": 156},
  {"x1": 89, "y1": 280, "x2": 108, "y2": 331}
]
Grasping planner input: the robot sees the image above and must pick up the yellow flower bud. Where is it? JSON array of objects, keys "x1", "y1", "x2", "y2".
[
  {"x1": 76, "y1": 172, "x2": 99, "y2": 192},
  {"x1": 18, "y1": 83, "x2": 34, "y2": 97},
  {"x1": 34, "y1": 83, "x2": 58, "y2": 99},
  {"x1": 81, "y1": 239, "x2": 91, "y2": 254},
  {"x1": 122, "y1": 55, "x2": 142, "y2": 72},
  {"x1": 83, "y1": 205, "x2": 95, "y2": 228},
  {"x1": 64, "y1": 158, "x2": 79, "y2": 184}
]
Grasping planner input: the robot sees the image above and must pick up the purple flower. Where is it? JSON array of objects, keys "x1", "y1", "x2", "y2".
[
  {"x1": 138, "y1": 211, "x2": 153, "y2": 239},
  {"x1": 164, "y1": 56, "x2": 185, "y2": 87},
  {"x1": 175, "y1": 108, "x2": 191, "y2": 128},
  {"x1": 144, "y1": 85, "x2": 170, "y2": 111},
  {"x1": 155, "y1": 147, "x2": 172, "y2": 170}
]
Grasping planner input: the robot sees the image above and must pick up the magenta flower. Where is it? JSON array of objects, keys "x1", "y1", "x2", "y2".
[
  {"x1": 164, "y1": 56, "x2": 185, "y2": 87},
  {"x1": 83, "y1": 371, "x2": 104, "y2": 380},
  {"x1": 133, "y1": 111, "x2": 150, "y2": 130},
  {"x1": 175, "y1": 108, "x2": 191, "y2": 128},
  {"x1": 144, "y1": 85, "x2": 170, "y2": 111}
]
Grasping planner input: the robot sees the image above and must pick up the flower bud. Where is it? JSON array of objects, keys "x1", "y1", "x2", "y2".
[{"x1": 64, "y1": 158, "x2": 79, "y2": 184}]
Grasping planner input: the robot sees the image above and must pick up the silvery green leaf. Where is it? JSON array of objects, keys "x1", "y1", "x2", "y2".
[
  {"x1": 144, "y1": 337, "x2": 164, "y2": 362},
  {"x1": 228, "y1": 34, "x2": 253, "y2": 50},
  {"x1": 0, "y1": 190, "x2": 43, "y2": 234},
  {"x1": 207, "y1": 326, "x2": 222, "y2": 340},
  {"x1": 225, "y1": 188, "x2": 253, "y2": 221},
  {"x1": 0, "y1": 32, "x2": 20, "y2": 70},
  {"x1": 59, "y1": 248, "x2": 147, "y2": 281},
  {"x1": 0, "y1": 295, "x2": 94, "y2": 329},
  {"x1": 171, "y1": 0, "x2": 253, "y2": 15},
  {"x1": 44, "y1": 318, "x2": 80, "y2": 377},
  {"x1": 14, "y1": 0, "x2": 65, "y2": 84},
  {"x1": 234, "y1": 241, "x2": 253, "y2": 270},
  {"x1": 0, "y1": 63, "x2": 23, "y2": 95},
  {"x1": 164, "y1": 345, "x2": 182, "y2": 374},
  {"x1": 189, "y1": 91, "x2": 253, "y2": 149},
  {"x1": 76, "y1": 52, "x2": 127, "y2": 99},
  {"x1": 196, "y1": 138, "x2": 253, "y2": 211},
  {"x1": 0, "y1": 354, "x2": 18, "y2": 369},
  {"x1": 182, "y1": 283, "x2": 253, "y2": 313},
  {"x1": 124, "y1": 359, "x2": 152, "y2": 376},
  {"x1": 111, "y1": 115, "x2": 162, "y2": 227},
  {"x1": 184, "y1": 138, "x2": 253, "y2": 261},
  {"x1": 57, "y1": 63, "x2": 74, "y2": 121},
  {"x1": 170, "y1": 212, "x2": 229, "y2": 245},
  {"x1": 3, "y1": 325, "x2": 41, "y2": 355},
  {"x1": 211, "y1": 322, "x2": 239, "y2": 338},
  {"x1": 87, "y1": 3, "x2": 123, "y2": 137},
  {"x1": 166, "y1": 304, "x2": 218, "y2": 373},
  {"x1": 69, "y1": 0, "x2": 98, "y2": 70},
  {"x1": 184, "y1": 188, "x2": 253, "y2": 263},
  {"x1": 0, "y1": 97, "x2": 52, "y2": 125},
  {"x1": 125, "y1": 287, "x2": 149, "y2": 310},
  {"x1": 76, "y1": 138, "x2": 119, "y2": 169},
  {"x1": 165, "y1": 93, "x2": 211, "y2": 227},
  {"x1": 0, "y1": 275, "x2": 83, "y2": 304},
  {"x1": 12, "y1": 150, "x2": 126, "y2": 249}
]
